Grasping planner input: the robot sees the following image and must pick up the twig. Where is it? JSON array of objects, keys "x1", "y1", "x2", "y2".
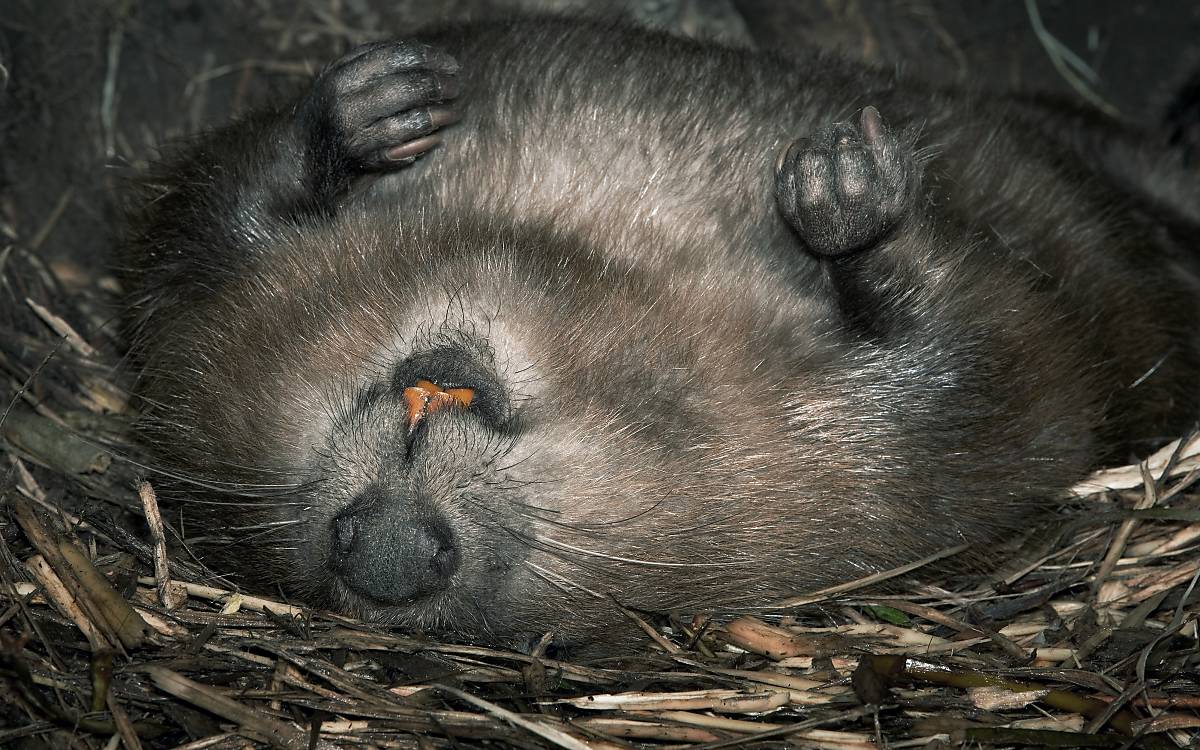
[
  {"x1": 144, "y1": 666, "x2": 305, "y2": 749},
  {"x1": 28, "y1": 189, "x2": 74, "y2": 251},
  {"x1": 615, "y1": 599, "x2": 680, "y2": 653},
  {"x1": 25, "y1": 298, "x2": 97, "y2": 357},
  {"x1": 766, "y1": 543, "x2": 970, "y2": 608},
  {"x1": 138, "y1": 480, "x2": 186, "y2": 609},
  {"x1": 437, "y1": 683, "x2": 592, "y2": 750},
  {"x1": 134, "y1": 576, "x2": 304, "y2": 617}
]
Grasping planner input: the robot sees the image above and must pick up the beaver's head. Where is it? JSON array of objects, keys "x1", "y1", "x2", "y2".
[{"x1": 136, "y1": 213, "x2": 906, "y2": 650}]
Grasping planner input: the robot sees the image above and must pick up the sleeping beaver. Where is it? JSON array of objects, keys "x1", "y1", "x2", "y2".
[{"x1": 121, "y1": 17, "x2": 1200, "y2": 650}]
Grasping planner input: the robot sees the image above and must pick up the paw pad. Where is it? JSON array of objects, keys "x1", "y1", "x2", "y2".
[{"x1": 776, "y1": 106, "x2": 916, "y2": 257}]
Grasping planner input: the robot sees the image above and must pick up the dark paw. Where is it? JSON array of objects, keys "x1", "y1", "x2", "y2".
[
  {"x1": 300, "y1": 39, "x2": 461, "y2": 175},
  {"x1": 776, "y1": 106, "x2": 916, "y2": 257}
]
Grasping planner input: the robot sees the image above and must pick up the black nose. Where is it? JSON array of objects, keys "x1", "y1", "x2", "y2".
[{"x1": 332, "y1": 497, "x2": 459, "y2": 604}]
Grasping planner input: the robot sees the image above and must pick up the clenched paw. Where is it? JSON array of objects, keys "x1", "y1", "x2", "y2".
[
  {"x1": 776, "y1": 106, "x2": 917, "y2": 257},
  {"x1": 299, "y1": 39, "x2": 461, "y2": 174}
]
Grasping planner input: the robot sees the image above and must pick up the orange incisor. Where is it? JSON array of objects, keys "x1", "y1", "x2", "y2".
[{"x1": 403, "y1": 379, "x2": 474, "y2": 430}]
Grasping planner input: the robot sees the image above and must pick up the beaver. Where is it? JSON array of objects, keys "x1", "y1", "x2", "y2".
[{"x1": 120, "y1": 17, "x2": 1200, "y2": 651}]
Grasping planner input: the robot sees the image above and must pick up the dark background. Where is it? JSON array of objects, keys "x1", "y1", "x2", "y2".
[{"x1": 1, "y1": 0, "x2": 1198, "y2": 285}]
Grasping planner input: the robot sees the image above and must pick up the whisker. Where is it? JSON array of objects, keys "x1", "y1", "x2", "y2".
[
  {"x1": 182, "y1": 499, "x2": 309, "y2": 508},
  {"x1": 525, "y1": 561, "x2": 605, "y2": 599},
  {"x1": 522, "y1": 533, "x2": 727, "y2": 568},
  {"x1": 225, "y1": 519, "x2": 306, "y2": 532}
]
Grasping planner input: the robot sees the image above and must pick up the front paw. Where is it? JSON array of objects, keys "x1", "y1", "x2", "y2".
[
  {"x1": 299, "y1": 39, "x2": 461, "y2": 174},
  {"x1": 775, "y1": 106, "x2": 917, "y2": 258}
]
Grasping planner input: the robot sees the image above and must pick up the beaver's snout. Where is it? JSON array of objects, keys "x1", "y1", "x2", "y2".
[{"x1": 332, "y1": 492, "x2": 460, "y2": 604}]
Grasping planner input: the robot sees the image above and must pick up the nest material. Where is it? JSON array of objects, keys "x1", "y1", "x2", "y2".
[
  {"x1": 0, "y1": 241, "x2": 1198, "y2": 750},
  {"x1": 2, "y1": 2, "x2": 1199, "y2": 746}
]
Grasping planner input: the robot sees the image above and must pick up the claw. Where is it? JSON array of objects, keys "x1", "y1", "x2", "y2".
[
  {"x1": 385, "y1": 134, "x2": 443, "y2": 162},
  {"x1": 860, "y1": 105, "x2": 885, "y2": 145}
]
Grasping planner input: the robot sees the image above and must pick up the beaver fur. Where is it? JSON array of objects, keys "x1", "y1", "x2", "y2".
[{"x1": 120, "y1": 17, "x2": 1200, "y2": 650}]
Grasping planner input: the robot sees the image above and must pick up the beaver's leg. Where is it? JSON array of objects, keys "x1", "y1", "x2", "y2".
[
  {"x1": 771, "y1": 106, "x2": 1102, "y2": 555},
  {"x1": 124, "y1": 40, "x2": 460, "y2": 300},
  {"x1": 775, "y1": 106, "x2": 921, "y2": 336}
]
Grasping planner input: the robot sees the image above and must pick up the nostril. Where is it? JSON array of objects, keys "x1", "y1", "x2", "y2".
[
  {"x1": 425, "y1": 523, "x2": 459, "y2": 578},
  {"x1": 334, "y1": 513, "x2": 357, "y2": 557},
  {"x1": 431, "y1": 545, "x2": 456, "y2": 576},
  {"x1": 407, "y1": 518, "x2": 459, "y2": 577}
]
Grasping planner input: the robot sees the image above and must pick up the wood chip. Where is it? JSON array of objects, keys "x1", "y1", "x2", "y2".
[{"x1": 11, "y1": 490, "x2": 143, "y2": 650}]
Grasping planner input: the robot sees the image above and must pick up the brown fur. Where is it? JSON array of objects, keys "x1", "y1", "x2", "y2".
[{"x1": 121, "y1": 18, "x2": 1200, "y2": 651}]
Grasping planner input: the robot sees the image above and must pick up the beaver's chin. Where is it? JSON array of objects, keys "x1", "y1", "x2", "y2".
[{"x1": 315, "y1": 568, "x2": 514, "y2": 638}]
